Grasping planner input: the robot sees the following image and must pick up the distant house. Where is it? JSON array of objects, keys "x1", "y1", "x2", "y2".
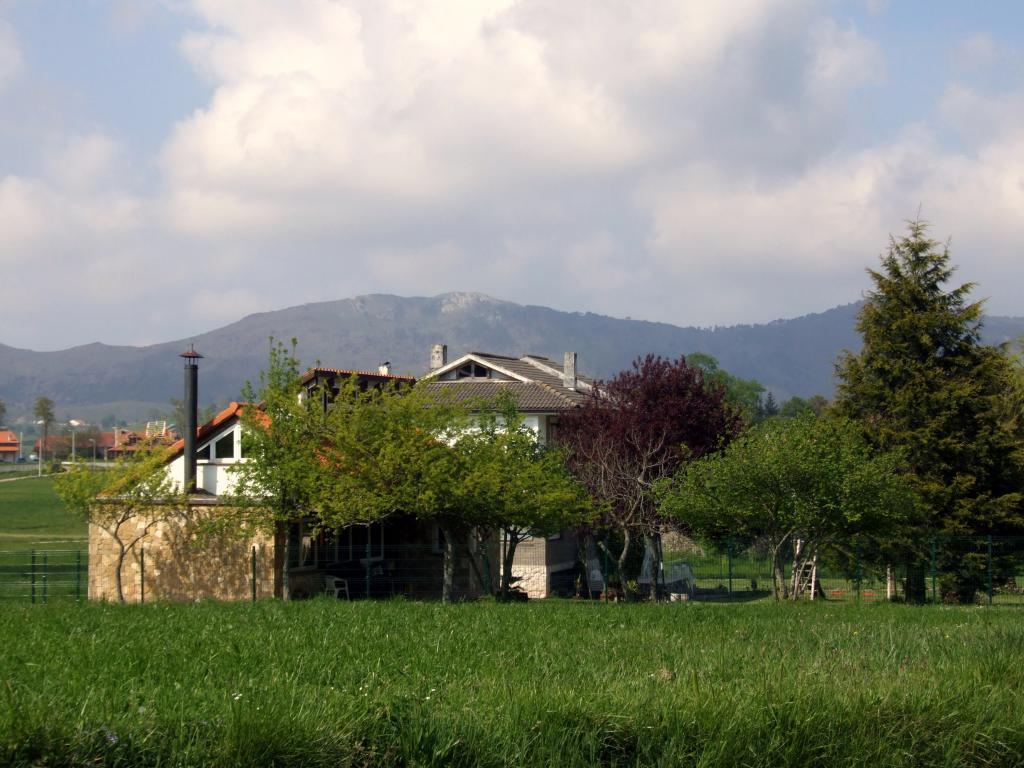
[
  {"x1": 106, "y1": 422, "x2": 176, "y2": 460},
  {"x1": 290, "y1": 365, "x2": 490, "y2": 600},
  {"x1": 418, "y1": 344, "x2": 596, "y2": 597},
  {"x1": 89, "y1": 365, "x2": 490, "y2": 603},
  {"x1": 0, "y1": 430, "x2": 19, "y2": 463}
]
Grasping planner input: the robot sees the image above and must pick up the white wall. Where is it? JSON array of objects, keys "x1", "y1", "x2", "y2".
[{"x1": 165, "y1": 423, "x2": 242, "y2": 496}]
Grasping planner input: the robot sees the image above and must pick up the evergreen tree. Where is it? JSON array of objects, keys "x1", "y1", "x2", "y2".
[
  {"x1": 758, "y1": 392, "x2": 779, "y2": 419},
  {"x1": 834, "y1": 221, "x2": 1024, "y2": 599}
]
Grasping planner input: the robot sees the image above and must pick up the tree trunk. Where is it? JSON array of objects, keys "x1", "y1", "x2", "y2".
[
  {"x1": 282, "y1": 528, "x2": 291, "y2": 601},
  {"x1": 577, "y1": 533, "x2": 594, "y2": 599},
  {"x1": 500, "y1": 530, "x2": 520, "y2": 600},
  {"x1": 904, "y1": 563, "x2": 926, "y2": 604},
  {"x1": 643, "y1": 532, "x2": 663, "y2": 602},
  {"x1": 769, "y1": 541, "x2": 787, "y2": 601},
  {"x1": 441, "y1": 522, "x2": 456, "y2": 604},
  {"x1": 114, "y1": 540, "x2": 127, "y2": 604},
  {"x1": 462, "y1": 530, "x2": 491, "y2": 596},
  {"x1": 886, "y1": 564, "x2": 894, "y2": 601},
  {"x1": 617, "y1": 528, "x2": 633, "y2": 600}
]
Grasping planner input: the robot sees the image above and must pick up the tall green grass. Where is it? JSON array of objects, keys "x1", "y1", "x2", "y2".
[{"x1": 2, "y1": 600, "x2": 1022, "y2": 766}]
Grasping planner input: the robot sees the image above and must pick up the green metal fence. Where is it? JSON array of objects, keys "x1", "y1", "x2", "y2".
[
  {"x1": 0, "y1": 549, "x2": 88, "y2": 602},
  {"x1": 4, "y1": 534, "x2": 1024, "y2": 605},
  {"x1": 655, "y1": 535, "x2": 1024, "y2": 605}
]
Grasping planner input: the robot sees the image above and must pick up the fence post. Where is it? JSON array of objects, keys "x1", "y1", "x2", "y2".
[
  {"x1": 727, "y1": 537, "x2": 733, "y2": 597},
  {"x1": 931, "y1": 537, "x2": 938, "y2": 605},
  {"x1": 30, "y1": 550, "x2": 36, "y2": 604},
  {"x1": 251, "y1": 545, "x2": 257, "y2": 604},
  {"x1": 602, "y1": 536, "x2": 609, "y2": 604},
  {"x1": 140, "y1": 547, "x2": 145, "y2": 604},
  {"x1": 854, "y1": 541, "x2": 861, "y2": 604},
  {"x1": 42, "y1": 553, "x2": 48, "y2": 604},
  {"x1": 75, "y1": 550, "x2": 82, "y2": 601},
  {"x1": 987, "y1": 535, "x2": 993, "y2": 607},
  {"x1": 365, "y1": 526, "x2": 371, "y2": 600}
]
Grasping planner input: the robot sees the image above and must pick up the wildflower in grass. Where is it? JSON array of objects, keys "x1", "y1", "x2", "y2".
[{"x1": 232, "y1": 692, "x2": 243, "y2": 701}]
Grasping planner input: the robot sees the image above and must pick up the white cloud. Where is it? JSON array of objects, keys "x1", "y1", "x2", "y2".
[
  {"x1": 953, "y1": 32, "x2": 1001, "y2": 71},
  {"x1": 0, "y1": 19, "x2": 23, "y2": 90},
  {"x1": 44, "y1": 133, "x2": 124, "y2": 191},
  {"x1": 3, "y1": 2, "x2": 1024, "y2": 350}
]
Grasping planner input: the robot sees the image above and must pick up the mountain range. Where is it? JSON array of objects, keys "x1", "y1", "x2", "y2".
[{"x1": 2, "y1": 292, "x2": 1022, "y2": 422}]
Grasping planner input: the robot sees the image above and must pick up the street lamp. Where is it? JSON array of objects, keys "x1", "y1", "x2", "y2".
[{"x1": 88, "y1": 438, "x2": 96, "y2": 467}]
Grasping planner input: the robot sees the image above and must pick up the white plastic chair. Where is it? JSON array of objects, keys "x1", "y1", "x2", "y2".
[{"x1": 324, "y1": 576, "x2": 349, "y2": 600}]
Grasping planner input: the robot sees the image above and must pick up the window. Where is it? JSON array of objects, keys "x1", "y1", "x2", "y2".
[
  {"x1": 287, "y1": 520, "x2": 322, "y2": 569},
  {"x1": 329, "y1": 522, "x2": 385, "y2": 562},
  {"x1": 195, "y1": 444, "x2": 211, "y2": 462},
  {"x1": 455, "y1": 362, "x2": 490, "y2": 379},
  {"x1": 214, "y1": 433, "x2": 235, "y2": 459}
]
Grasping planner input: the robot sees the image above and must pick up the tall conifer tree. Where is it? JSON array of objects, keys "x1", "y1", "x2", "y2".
[{"x1": 835, "y1": 221, "x2": 1024, "y2": 598}]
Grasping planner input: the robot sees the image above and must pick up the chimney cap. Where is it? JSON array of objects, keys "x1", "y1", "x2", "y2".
[{"x1": 179, "y1": 343, "x2": 204, "y2": 360}]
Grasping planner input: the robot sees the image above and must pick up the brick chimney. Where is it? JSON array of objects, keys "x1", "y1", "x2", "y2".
[
  {"x1": 563, "y1": 352, "x2": 577, "y2": 391},
  {"x1": 430, "y1": 344, "x2": 448, "y2": 371}
]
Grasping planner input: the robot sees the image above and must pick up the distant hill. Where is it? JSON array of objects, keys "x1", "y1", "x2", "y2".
[{"x1": 1, "y1": 292, "x2": 1022, "y2": 422}]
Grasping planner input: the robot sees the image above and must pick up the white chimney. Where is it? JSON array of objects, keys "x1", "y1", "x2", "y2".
[
  {"x1": 563, "y1": 352, "x2": 577, "y2": 390},
  {"x1": 430, "y1": 344, "x2": 448, "y2": 370},
  {"x1": 378, "y1": 361, "x2": 391, "y2": 376}
]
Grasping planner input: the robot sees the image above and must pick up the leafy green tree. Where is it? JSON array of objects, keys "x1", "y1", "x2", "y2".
[
  {"x1": 457, "y1": 397, "x2": 592, "y2": 599},
  {"x1": 312, "y1": 384, "x2": 589, "y2": 601},
  {"x1": 658, "y1": 416, "x2": 917, "y2": 599},
  {"x1": 231, "y1": 346, "x2": 585, "y2": 602},
  {"x1": 168, "y1": 397, "x2": 219, "y2": 436},
  {"x1": 687, "y1": 353, "x2": 765, "y2": 422},
  {"x1": 310, "y1": 377, "x2": 476, "y2": 600},
  {"x1": 778, "y1": 395, "x2": 829, "y2": 419},
  {"x1": 56, "y1": 450, "x2": 185, "y2": 603},
  {"x1": 834, "y1": 221, "x2": 1024, "y2": 600},
  {"x1": 33, "y1": 396, "x2": 55, "y2": 461},
  {"x1": 226, "y1": 339, "x2": 325, "y2": 598}
]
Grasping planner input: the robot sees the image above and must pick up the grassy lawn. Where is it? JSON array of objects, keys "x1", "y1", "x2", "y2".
[
  {"x1": 0, "y1": 476, "x2": 87, "y2": 551},
  {"x1": 2, "y1": 600, "x2": 1022, "y2": 767}
]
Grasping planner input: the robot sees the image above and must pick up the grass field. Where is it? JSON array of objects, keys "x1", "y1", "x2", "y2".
[
  {"x1": 2, "y1": 600, "x2": 1022, "y2": 767},
  {"x1": 0, "y1": 476, "x2": 87, "y2": 551}
]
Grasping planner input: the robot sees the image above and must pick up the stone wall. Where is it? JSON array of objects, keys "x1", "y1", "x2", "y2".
[{"x1": 88, "y1": 505, "x2": 276, "y2": 603}]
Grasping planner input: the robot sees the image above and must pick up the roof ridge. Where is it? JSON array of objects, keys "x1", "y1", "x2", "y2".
[{"x1": 302, "y1": 366, "x2": 416, "y2": 381}]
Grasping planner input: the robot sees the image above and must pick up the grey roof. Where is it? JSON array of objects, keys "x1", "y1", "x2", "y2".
[
  {"x1": 419, "y1": 351, "x2": 597, "y2": 412},
  {"x1": 418, "y1": 380, "x2": 587, "y2": 412}
]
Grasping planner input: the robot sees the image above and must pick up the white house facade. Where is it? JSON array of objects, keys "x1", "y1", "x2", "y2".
[{"x1": 419, "y1": 345, "x2": 596, "y2": 598}]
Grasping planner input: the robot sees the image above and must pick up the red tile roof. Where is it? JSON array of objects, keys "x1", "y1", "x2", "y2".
[
  {"x1": 0, "y1": 430, "x2": 17, "y2": 455},
  {"x1": 165, "y1": 402, "x2": 265, "y2": 461}
]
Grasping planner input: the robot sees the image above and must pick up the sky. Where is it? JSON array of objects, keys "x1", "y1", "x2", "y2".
[{"x1": 2, "y1": 1, "x2": 1023, "y2": 351}]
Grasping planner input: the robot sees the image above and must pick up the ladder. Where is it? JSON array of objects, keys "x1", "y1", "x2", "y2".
[{"x1": 790, "y1": 540, "x2": 819, "y2": 600}]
